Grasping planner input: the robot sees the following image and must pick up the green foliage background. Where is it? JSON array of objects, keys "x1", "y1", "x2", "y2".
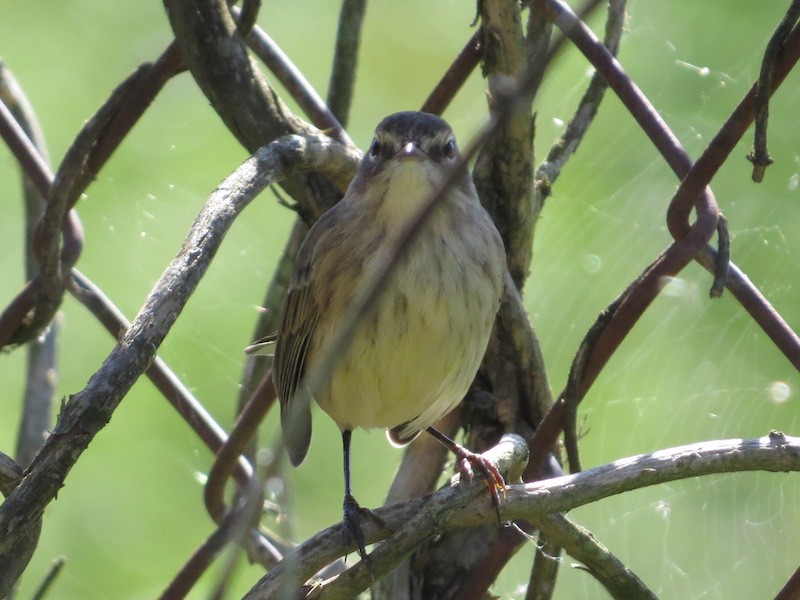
[{"x1": 1, "y1": 1, "x2": 799, "y2": 598}]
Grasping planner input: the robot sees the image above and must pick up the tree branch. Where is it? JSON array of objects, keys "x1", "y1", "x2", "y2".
[
  {"x1": 245, "y1": 433, "x2": 800, "y2": 598},
  {"x1": 163, "y1": 0, "x2": 345, "y2": 221},
  {"x1": 533, "y1": 513, "x2": 656, "y2": 600},
  {"x1": 0, "y1": 134, "x2": 360, "y2": 596},
  {"x1": 746, "y1": 0, "x2": 800, "y2": 181},
  {"x1": 327, "y1": 0, "x2": 368, "y2": 126},
  {"x1": 0, "y1": 63, "x2": 60, "y2": 469},
  {"x1": 244, "y1": 434, "x2": 530, "y2": 600}
]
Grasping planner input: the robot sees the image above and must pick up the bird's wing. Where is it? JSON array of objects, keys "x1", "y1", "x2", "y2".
[
  {"x1": 273, "y1": 212, "x2": 335, "y2": 467},
  {"x1": 244, "y1": 332, "x2": 277, "y2": 356}
]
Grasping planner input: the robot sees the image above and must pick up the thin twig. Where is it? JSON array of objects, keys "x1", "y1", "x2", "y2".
[
  {"x1": 29, "y1": 557, "x2": 66, "y2": 600},
  {"x1": 421, "y1": 32, "x2": 481, "y2": 115},
  {"x1": 327, "y1": 0, "x2": 368, "y2": 126},
  {"x1": 236, "y1": 0, "x2": 261, "y2": 36},
  {"x1": 536, "y1": 0, "x2": 626, "y2": 195},
  {"x1": 710, "y1": 213, "x2": 730, "y2": 298},
  {"x1": 526, "y1": 528, "x2": 561, "y2": 600},
  {"x1": 747, "y1": 0, "x2": 800, "y2": 181},
  {"x1": 204, "y1": 373, "x2": 276, "y2": 522},
  {"x1": 0, "y1": 94, "x2": 53, "y2": 194},
  {"x1": 243, "y1": 17, "x2": 352, "y2": 145}
]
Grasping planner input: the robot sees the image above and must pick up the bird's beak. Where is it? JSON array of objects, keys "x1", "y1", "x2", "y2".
[{"x1": 396, "y1": 141, "x2": 426, "y2": 161}]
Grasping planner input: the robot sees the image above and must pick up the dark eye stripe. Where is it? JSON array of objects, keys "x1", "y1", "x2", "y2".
[{"x1": 369, "y1": 138, "x2": 381, "y2": 157}]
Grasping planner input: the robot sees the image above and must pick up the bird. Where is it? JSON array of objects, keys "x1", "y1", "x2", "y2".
[{"x1": 251, "y1": 111, "x2": 506, "y2": 562}]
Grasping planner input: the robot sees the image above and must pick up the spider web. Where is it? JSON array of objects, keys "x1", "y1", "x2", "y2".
[{"x1": 1, "y1": 1, "x2": 799, "y2": 599}]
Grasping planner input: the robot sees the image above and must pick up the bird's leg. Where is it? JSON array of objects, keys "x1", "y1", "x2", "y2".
[
  {"x1": 425, "y1": 426, "x2": 506, "y2": 521},
  {"x1": 341, "y1": 429, "x2": 389, "y2": 565}
]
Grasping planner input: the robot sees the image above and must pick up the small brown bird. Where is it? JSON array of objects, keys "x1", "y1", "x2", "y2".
[{"x1": 258, "y1": 111, "x2": 506, "y2": 560}]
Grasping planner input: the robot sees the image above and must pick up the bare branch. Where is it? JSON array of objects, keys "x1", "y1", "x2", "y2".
[
  {"x1": 473, "y1": 0, "x2": 536, "y2": 288},
  {"x1": 533, "y1": 513, "x2": 656, "y2": 600},
  {"x1": 246, "y1": 433, "x2": 800, "y2": 598},
  {"x1": 0, "y1": 63, "x2": 60, "y2": 468},
  {"x1": 327, "y1": 0, "x2": 368, "y2": 126},
  {"x1": 0, "y1": 134, "x2": 359, "y2": 596},
  {"x1": 164, "y1": 0, "x2": 345, "y2": 220},
  {"x1": 244, "y1": 23, "x2": 351, "y2": 145},
  {"x1": 0, "y1": 452, "x2": 22, "y2": 498},
  {"x1": 536, "y1": 0, "x2": 625, "y2": 194},
  {"x1": 746, "y1": 0, "x2": 800, "y2": 181},
  {"x1": 244, "y1": 434, "x2": 529, "y2": 600}
]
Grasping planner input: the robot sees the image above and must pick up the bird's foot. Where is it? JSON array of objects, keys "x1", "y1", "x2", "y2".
[
  {"x1": 452, "y1": 443, "x2": 506, "y2": 522},
  {"x1": 342, "y1": 493, "x2": 390, "y2": 566}
]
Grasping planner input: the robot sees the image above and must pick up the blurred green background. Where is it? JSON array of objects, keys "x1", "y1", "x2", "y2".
[{"x1": 1, "y1": 1, "x2": 799, "y2": 598}]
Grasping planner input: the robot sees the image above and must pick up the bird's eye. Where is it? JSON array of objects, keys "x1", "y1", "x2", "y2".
[
  {"x1": 369, "y1": 138, "x2": 381, "y2": 157},
  {"x1": 443, "y1": 139, "x2": 456, "y2": 158}
]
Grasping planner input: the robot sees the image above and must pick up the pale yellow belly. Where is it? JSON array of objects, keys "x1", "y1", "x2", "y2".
[{"x1": 313, "y1": 247, "x2": 498, "y2": 438}]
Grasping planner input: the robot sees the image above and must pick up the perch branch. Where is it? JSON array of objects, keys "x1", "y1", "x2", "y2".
[
  {"x1": 244, "y1": 434, "x2": 529, "y2": 600},
  {"x1": 246, "y1": 433, "x2": 800, "y2": 598}
]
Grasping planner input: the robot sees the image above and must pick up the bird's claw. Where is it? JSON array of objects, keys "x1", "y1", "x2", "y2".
[
  {"x1": 454, "y1": 447, "x2": 506, "y2": 522},
  {"x1": 342, "y1": 494, "x2": 390, "y2": 566}
]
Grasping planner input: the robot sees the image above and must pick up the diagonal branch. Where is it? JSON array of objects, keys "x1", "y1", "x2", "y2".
[
  {"x1": 533, "y1": 513, "x2": 656, "y2": 600},
  {"x1": 0, "y1": 133, "x2": 360, "y2": 596},
  {"x1": 529, "y1": 0, "x2": 800, "y2": 475},
  {"x1": 163, "y1": 0, "x2": 346, "y2": 221}
]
